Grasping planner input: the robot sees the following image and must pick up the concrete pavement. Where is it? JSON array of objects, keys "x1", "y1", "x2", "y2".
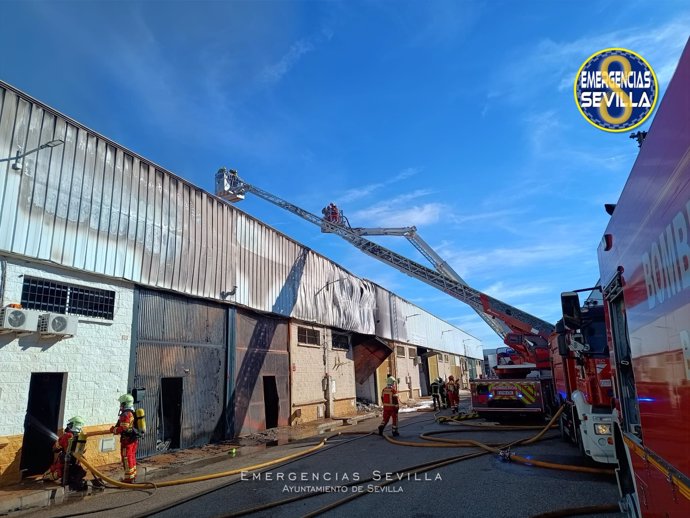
[{"x1": 0, "y1": 410, "x2": 384, "y2": 516}]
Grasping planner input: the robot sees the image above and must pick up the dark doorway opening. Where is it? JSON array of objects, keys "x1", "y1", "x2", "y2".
[
  {"x1": 20, "y1": 372, "x2": 66, "y2": 476},
  {"x1": 263, "y1": 376, "x2": 279, "y2": 429},
  {"x1": 158, "y1": 377, "x2": 183, "y2": 451},
  {"x1": 418, "y1": 350, "x2": 431, "y2": 396}
]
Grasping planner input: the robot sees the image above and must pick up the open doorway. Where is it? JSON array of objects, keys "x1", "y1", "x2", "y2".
[
  {"x1": 20, "y1": 373, "x2": 66, "y2": 476},
  {"x1": 158, "y1": 377, "x2": 183, "y2": 451},
  {"x1": 417, "y1": 349, "x2": 431, "y2": 396},
  {"x1": 263, "y1": 376, "x2": 279, "y2": 429}
]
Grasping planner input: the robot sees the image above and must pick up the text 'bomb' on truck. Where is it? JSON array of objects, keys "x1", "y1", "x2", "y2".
[{"x1": 595, "y1": 38, "x2": 690, "y2": 518}]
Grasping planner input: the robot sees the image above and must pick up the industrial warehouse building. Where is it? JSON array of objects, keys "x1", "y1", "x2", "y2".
[{"x1": 0, "y1": 80, "x2": 482, "y2": 486}]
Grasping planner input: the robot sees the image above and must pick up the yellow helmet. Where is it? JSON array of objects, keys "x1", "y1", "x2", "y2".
[
  {"x1": 118, "y1": 393, "x2": 134, "y2": 407},
  {"x1": 67, "y1": 416, "x2": 85, "y2": 432}
]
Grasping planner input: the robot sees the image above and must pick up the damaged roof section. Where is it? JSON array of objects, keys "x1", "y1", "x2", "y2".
[{"x1": 0, "y1": 80, "x2": 481, "y2": 358}]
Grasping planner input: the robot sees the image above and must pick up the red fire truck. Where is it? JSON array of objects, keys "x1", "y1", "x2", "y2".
[
  {"x1": 593, "y1": 40, "x2": 690, "y2": 517},
  {"x1": 471, "y1": 332, "x2": 556, "y2": 418},
  {"x1": 552, "y1": 296, "x2": 615, "y2": 464}
]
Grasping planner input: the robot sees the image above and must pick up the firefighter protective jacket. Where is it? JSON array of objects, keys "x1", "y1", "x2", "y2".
[
  {"x1": 381, "y1": 386, "x2": 399, "y2": 408},
  {"x1": 113, "y1": 409, "x2": 138, "y2": 445}
]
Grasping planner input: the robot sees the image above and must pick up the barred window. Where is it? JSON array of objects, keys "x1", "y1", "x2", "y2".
[
  {"x1": 408, "y1": 347, "x2": 416, "y2": 358},
  {"x1": 396, "y1": 345, "x2": 406, "y2": 357},
  {"x1": 332, "y1": 332, "x2": 350, "y2": 351},
  {"x1": 298, "y1": 326, "x2": 320, "y2": 346},
  {"x1": 21, "y1": 277, "x2": 115, "y2": 320},
  {"x1": 444, "y1": 354, "x2": 449, "y2": 363}
]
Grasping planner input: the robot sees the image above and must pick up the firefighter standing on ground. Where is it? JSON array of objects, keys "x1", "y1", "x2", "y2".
[
  {"x1": 378, "y1": 376, "x2": 400, "y2": 437},
  {"x1": 43, "y1": 416, "x2": 88, "y2": 490},
  {"x1": 430, "y1": 377, "x2": 443, "y2": 410},
  {"x1": 111, "y1": 394, "x2": 139, "y2": 483},
  {"x1": 446, "y1": 375, "x2": 459, "y2": 413}
]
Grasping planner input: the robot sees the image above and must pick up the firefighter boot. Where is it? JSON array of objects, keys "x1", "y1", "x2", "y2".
[
  {"x1": 377, "y1": 425, "x2": 384, "y2": 436},
  {"x1": 392, "y1": 428, "x2": 399, "y2": 437}
]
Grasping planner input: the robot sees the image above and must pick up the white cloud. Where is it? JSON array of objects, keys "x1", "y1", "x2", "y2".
[
  {"x1": 392, "y1": 168, "x2": 420, "y2": 181},
  {"x1": 260, "y1": 39, "x2": 315, "y2": 84},
  {"x1": 549, "y1": 18, "x2": 690, "y2": 90},
  {"x1": 482, "y1": 281, "x2": 551, "y2": 301},
  {"x1": 345, "y1": 187, "x2": 444, "y2": 227},
  {"x1": 449, "y1": 208, "x2": 527, "y2": 225},
  {"x1": 338, "y1": 183, "x2": 386, "y2": 203},
  {"x1": 353, "y1": 202, "x2": 444, "y2": 227},
  {"x1": 335, "y1": 167, "x2": 421, "y2": 203},
  {"x1": 487, "y1": 15, "x2": 690, "y2": 104},
  {"x1": 443, "y1": 242, "x2": 582, "y2": 280}
]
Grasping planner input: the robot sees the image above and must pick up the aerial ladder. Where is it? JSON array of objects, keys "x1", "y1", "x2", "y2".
[
  {"x1": 215, "y1": 168, "x2": 553, "y2": 347},
  {"x1": 321, "y1": 202, "x2": 511, "y2": 339}
]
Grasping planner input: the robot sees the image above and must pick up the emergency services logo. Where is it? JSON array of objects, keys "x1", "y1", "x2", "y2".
[{"x1": 574, "y1": 48, "x2": 657, "y2": 132}]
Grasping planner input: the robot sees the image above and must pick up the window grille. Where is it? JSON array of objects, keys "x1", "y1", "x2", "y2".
[{"x1": 21, "y1": 277, "x2": 115, "y2": 320}]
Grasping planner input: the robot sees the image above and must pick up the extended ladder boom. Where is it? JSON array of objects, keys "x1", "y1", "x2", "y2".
[
  {"x1": 350, "y1": 226, "x2": 462, "y2": 284},
  {"x1": 215, "y1": 168, "x2": 553, "y2": 341},
  {"x1": 348, "y1": 226, "x2": 508, "y2": 336}
]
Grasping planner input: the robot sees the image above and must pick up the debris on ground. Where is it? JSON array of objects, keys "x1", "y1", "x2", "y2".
[{"x1": 356, "y1": 398, "x2": 378, "y2": 413}]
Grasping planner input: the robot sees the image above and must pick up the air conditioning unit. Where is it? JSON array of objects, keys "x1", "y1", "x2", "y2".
[
  {"x1": 0, "y1": 308, "x2": 39, "y2": 335},
  {"x1": 38, "y1": 313, "x2": 78, "y2": 338}
]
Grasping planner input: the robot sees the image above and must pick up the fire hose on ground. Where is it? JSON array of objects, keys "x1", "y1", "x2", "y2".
[
  {"x1": 217, "y1": 405, "x2": 614, "y2": 518},
  {"x1": 75, "y1": 435, "x2": 329, "y2": 489},
  {"x1": 71, "y1": 405, "x2": 615, "y2": 517}
]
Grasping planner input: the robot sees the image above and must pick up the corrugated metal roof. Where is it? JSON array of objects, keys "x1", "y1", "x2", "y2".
[{"x1": 0, "y1": 80, "x2": 481, "y2": 356}]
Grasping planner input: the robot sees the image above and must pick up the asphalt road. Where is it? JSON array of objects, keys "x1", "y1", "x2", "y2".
[{"x1": 19, "y1": 410, "x2": 623, "y2": 518}]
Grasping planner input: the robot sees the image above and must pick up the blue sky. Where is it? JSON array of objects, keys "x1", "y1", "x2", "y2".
[{"x1": 1, "y1": 1, "x2": 689, "y2": 350}]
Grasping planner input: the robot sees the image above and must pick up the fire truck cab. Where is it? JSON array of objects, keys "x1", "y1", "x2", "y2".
[{"x1": 552, "y1": 294, "x2": 615, "y2": 464}]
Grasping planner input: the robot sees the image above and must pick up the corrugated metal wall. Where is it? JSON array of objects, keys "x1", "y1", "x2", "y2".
[
  {"x1": 233, "y1": 309, "x2": 289, "y2": 436},
  {"x1": 0, "y1": 81, "x2": 375, "y2": 334},
  {"x1": 133, "y1": 289, "x2": 227, "y2": 457},
  {"x1": 374, "y1": 284, "x2": 482, "y2": 358},
  {"x1": 0, "y1": 81, "x2": 482, "y2": 356}
]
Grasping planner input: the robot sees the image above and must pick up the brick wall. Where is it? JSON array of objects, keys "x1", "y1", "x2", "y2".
[
  {"x1": 0, "y1": 258, "x2": 133, "y2": 486},
  {"x1": 392, "y1": 343, "x2": 421, "y2": 403},
  {"x1": 288, "y1": 322, "x2": 356, "y2": 423}
]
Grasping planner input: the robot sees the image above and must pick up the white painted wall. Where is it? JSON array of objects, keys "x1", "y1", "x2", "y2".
[{"x1": 0, "y1": 258, "x2": 134, "y2": 435}]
